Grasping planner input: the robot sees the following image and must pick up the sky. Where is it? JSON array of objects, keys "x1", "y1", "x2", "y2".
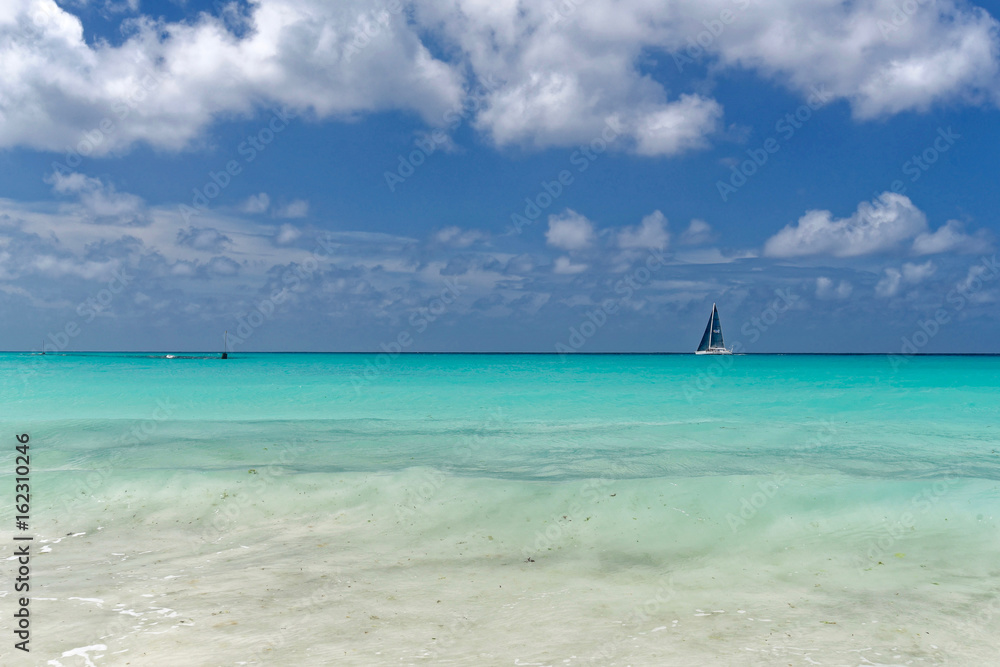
[{"x1": 1, "y1": 0, "x2": 1000, "y2": 353}]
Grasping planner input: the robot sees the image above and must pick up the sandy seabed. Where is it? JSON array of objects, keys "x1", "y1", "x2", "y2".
[{"x1": 2, "y1": 469, "x2": 998, "y2": 666}]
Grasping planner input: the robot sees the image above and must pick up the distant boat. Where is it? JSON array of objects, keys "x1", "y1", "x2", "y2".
[
  {"x1": 695, "y1": 303, "x2": 732, "y2": 355},
  {"x1": 221, "y1": 330, "x2": 228, "y2": 360}
]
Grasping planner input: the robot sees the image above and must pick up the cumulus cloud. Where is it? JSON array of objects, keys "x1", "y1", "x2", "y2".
[
  {"x1": 913, "y1": 219, "x2": 990, "y2": 254},
  {"x1": 764, "y1": 193, "x2": 928, "y2": 258},
  {"x1": 434, "y1": 226, "x2": 487, "y2": 248},
  {"x1": 680, "y1": 219, "x2": 714, "y2": 245},
  {"x1": 546, "y1": 210, "x2": 595, "y2": 251},
  {"x1": 0, "y1": 0, "x2": 464, "y2": 154},
  {"x1": 48, "y1": 171, "x2": 146, "y2": 223},
  {"x1": 816, "y1": 277, "x2": 853, "y2": 300},
  {"x1": 276, "y1": 223, "x2": 301, "y2": 245},
  {"x1": 875, "y1": 260, "x2": 936, "y2": 297},
  {"x1": 2, "y1": 0, "x2": 998, "y2": 157},
  {"x1": 552, "y1": 256, "x2": 588, "y2": 274},
  {"x1": 176, "y1": 226, "x2": 233, "y2": 253},
  {"x1": 629, "y1": 96, "x2": 723, "y2": 156},
  {"x1": 274, "y1": 199, "x2": 309, "y2": 219},
  {"x1": 693, "y1": 0, "x2": 1000, "y2": 119},
  {"x1": 241, "y1": 193, "x2": 270, "y2": 214},
  {"x1": 875, "y1": 268, "x2": 903, "y2": 297},
  {"x1": 618, "y1": 210, "x2": 669, "y2": 250},
  {"x1": 902, "y1": 260, "x2": 937, "y2": 283},
  {"x1": 206, "y1": 256, "x2": 241, "y2": 276}
]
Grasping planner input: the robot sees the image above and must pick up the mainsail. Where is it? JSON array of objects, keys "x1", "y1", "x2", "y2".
[{"x1": 696, "y1": 303, "x2": 726, "y2": 352}]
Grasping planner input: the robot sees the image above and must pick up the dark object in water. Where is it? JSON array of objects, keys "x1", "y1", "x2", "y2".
[{"x1": 221, "y1": 330, "x2": 228, "y2": 359}]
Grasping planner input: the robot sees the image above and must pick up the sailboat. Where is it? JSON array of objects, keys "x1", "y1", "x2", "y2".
[
  {"x1": 695, "y1": 303, "x2": 732, "y2": 355},
  {"x1": 221, "y1": 330, "x2": 228, "y2": 359}
]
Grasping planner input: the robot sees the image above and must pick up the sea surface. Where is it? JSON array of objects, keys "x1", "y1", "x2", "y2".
[{"x1": 1, "y1": 353, "x2": 998, "y2": 666}]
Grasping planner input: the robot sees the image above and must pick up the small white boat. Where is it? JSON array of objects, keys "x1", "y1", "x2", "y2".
[{"x1": 695, "y1": 303, "x2": 732, "y2": 355}]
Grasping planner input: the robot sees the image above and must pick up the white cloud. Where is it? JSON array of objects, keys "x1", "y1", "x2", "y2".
[
  {"x1": 957, "y1": 264, "x2": 996, "y2": 303},
  {"x1": 546, "y1": 209, "x2": 595, "y2": 251},
  {"x1": 207, "y1": 256, "x2": 240, "y2": 276},
  {"x1": 48, "y1": 171, "x2": 145, "y2": 222},
  {"x1": 241, "y1": 193, "x2": 270, "y2": 214},
  {"x1": 553, "y1": 256, "x2": 588, "y2": 274},
  {"x1": 913, "y1": 219, "x2": 989, "y2": 254},
  {"x1": 629, "y1": 96, "x2": 723, "y2": 156},
  {"x1": 32, "y1": 255, "x2": 119, "y2": 280},
  {"x1": 276, "y1": 223, "x2": 301, "y2": 245},
  {"x1": 275, "y1": 199, "x2": 309, "y2": 219},
  {"x1": 0, "y1": 0, "x2": 464, "y2": 154},
  {"x1": 902, "y1": 259, "x2": 936, "y2": 283},
  {"x1": 816, "y1": 277, "x2": 853, "y2": 300},
  {"x1": 680, "y1": 219, "x2": 714, "y2": 246},
  {"x1": 875, "y1": 268, "x2": 903, "y2": 297},
  {"x1": 875, "y1": 260, "x2": 936, "y2": 297},
  {"x1": 420, "y1": 1, "x2": 726, "y2": 156},
  {"x1": 2, "y1": 0, "x2": 998, "y2": 157},
  {"x1": 177, "y1": 226, "x2": 233, "y2": 253},
  {"x1": 618, "y1": 210, "x2": 669, "y2": 250},
  {"x1": 416, "y1": 0, "x2": 1000, "y2": 153},
  {"x1": 694, "y1": 0, "x2": 1000, "y2": 119},
  {"x1": 435, "y1": 226, "x2": 487, "y2": 248},
  {"x1": 764, "y1": 193, "x2": 928, "y2": 258}
]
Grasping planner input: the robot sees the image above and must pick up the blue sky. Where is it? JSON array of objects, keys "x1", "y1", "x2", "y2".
[{"x1": 2, "y1": 0, "x2": 999, "y2": 353}]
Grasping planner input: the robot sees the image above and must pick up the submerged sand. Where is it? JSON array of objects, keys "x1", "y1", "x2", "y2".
[{"x1": 3, "y1": 468, "x2": 998, "y2": 666}]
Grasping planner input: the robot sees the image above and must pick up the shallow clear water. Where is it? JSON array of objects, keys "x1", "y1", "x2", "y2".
[{"x1": 1, "y1": 353, "x2": 998, "y2": 665}]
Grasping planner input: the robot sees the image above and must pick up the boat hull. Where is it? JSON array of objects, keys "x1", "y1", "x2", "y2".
[{"x1": 695, "y1": 349, "x2": 732, "y2": 355}]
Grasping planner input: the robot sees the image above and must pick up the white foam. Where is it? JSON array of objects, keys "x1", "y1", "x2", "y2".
[
  {"x1": 68, "y1": 597, "x2": 104, "y2": 606},
  {"x1": 47, "y1": 644, "x2": 107, "y2": 667}
]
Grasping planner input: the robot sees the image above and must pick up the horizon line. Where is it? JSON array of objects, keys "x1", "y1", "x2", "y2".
[{"x1": 7, "y1": 351, "x2": 1000, "y2": 356}]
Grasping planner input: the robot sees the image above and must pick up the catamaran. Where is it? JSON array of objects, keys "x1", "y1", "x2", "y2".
[{"x1": 695, "y1": 303, "x2": 732, "y2": 355}]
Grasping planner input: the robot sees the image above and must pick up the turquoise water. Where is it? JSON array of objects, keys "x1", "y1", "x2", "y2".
[{"x1": 1, "y1": 353, "x2": 999, "y2": 665}]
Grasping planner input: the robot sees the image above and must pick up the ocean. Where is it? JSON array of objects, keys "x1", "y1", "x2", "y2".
[{"x1": 1, "y1": 353, "x2": 998, "y2": 665}]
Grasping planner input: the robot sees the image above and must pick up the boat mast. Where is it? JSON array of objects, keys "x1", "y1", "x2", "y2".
[{"x1": 712, "y1": 303, "x2": 717, "y2": 350}]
